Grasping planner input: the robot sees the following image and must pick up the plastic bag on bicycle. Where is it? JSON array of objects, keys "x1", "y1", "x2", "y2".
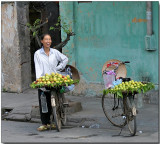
[{"x1": 103, "y1": 70, "x2": 116, "y2": 89}]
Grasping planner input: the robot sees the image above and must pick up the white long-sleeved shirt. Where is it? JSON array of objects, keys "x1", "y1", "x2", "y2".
[{"x1": 34, "y1": 47, "x2": 68, "y2": 79}]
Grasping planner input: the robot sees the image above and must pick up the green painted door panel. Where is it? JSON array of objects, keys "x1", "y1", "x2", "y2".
[
  {"x1": 60, "y1": 1, "x2": 159, "y2": 86},
  {"x1": 73, "y1": 1, "x2": 158, "y2": 85}
]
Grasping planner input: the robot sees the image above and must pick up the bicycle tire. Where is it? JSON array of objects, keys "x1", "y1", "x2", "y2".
[
  {"x1": 60, "y1": 93, "x2": 67, "y2": 126},
  {"x1": 125, "y1": 97, "x2": 137, "y2": 136},
  {"x1": 53, "y1": 106, "x2": 62, "y2": 132},
  {"x1": 127, "y1": 115, "x2": 136, "y2": 136},
  {"x1": 102, "y1": 93, "x2": 127, "y2": 127},
  {"x1": 61, "y1": 108, "x2": 66, "y2": 126}
]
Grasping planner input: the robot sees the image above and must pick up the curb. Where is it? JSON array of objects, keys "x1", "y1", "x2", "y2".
[{"x1": 2, "y1": 101, "x2": 83, "y2": 123}]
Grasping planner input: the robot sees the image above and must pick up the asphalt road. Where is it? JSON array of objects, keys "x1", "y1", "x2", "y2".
[{"x1": 1, "y1": 120, "x2": 158, "y2": 143}]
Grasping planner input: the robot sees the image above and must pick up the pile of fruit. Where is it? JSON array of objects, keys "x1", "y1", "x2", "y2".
[
  {"x1": 103, "y1": 80, "x2": 155, "y2": 98},
  {"x1": 30, "y1": 72, "x2": 79, "y2": 89}
]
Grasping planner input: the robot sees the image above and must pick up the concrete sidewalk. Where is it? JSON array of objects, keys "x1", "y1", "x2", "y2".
[{"x1": 1, "y1": 88, "x2": 158, "y2": 133}]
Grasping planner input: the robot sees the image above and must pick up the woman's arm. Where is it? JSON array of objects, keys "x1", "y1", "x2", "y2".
[
  {"x1": 55, "y1": 50, "x2": 68, "y2": 72},
  {"x1": 34, "y1": 53, "x2": 43, "y2": 79}
]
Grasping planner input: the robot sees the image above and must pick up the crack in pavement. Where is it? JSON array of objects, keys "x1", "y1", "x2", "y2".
[{"x1": 65, "y1": 134, "x2": 99, "y2": 139}]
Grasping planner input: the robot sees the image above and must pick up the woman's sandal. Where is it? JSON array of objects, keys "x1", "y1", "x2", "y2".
[
  {"x1": 37, "y1": 125, "x2": 48, "y2": 131},
  {"x1": 47, "y1": 124, "x2": 56, "y2": 130}
]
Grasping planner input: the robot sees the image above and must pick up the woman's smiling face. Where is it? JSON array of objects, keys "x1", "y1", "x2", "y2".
[{"x1": 41, "y1": 35, "x2": 52, "y2": 48}]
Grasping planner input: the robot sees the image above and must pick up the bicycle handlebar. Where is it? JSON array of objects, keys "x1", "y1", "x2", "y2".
[
  {"x1": 123, "y1": 61, "x2": 130, "y2": 64},
  {"x1": 113, "y1": 61, "x2": 130, "y2": 72}
]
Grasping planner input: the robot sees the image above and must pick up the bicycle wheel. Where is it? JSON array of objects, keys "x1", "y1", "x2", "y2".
[
  {"x1": 61, "y1": 107, "x2": 66, "y2": 126},
  {"x1": 52, "y1": 92, "x2": 62, "y2": 132},
  {"x1": 127, "y1": 114, "x2": 136, "y2": 136},
  {"x1": 126, "y1": 97, "x2": 137, "y2": 136},
  {"x1": 60, "y1": 93, "x2": 67, "y2": 126},
  {"x1": 102, "y1": 93, "x2": 127, "y2": 127},
  {"x1": 53, "y1": 106, "x2": 62, "y2": 132}
]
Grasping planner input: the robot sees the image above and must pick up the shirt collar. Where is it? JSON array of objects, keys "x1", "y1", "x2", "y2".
[{"x1": 40, "y1": 47, "x2": 54, "y2": 55}]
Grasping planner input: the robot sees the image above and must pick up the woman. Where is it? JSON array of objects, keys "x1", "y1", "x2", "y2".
[{"x1": 34, "y1": 34, "x2": 68, "y2": 131}]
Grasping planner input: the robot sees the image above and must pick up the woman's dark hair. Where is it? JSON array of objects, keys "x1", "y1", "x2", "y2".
[{"x1": 41, "y1": 34, "x2": 51, "y2": 40}]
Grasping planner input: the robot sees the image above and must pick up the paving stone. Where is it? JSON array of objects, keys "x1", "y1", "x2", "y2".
[{"x1": 5, "y1": 114, "x2": 26, "y2": 122}]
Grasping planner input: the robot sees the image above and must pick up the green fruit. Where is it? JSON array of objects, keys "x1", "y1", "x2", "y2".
[
  {"x1": 56, "y1": 81, "x2": 59, "y2": 84},
  {"x1": 47, "y1": 81, "x2": 51, "y2": 84},
  {"x1": 54, "y1": 78, "x2": 57, "y2": 81},
  {"x1": 66, "y1": 75, "x2": 70, "y2": 78},
  {"x1": 45, "y1": 76, "x2": 49, "y2": 79},
  {"x1": 51, "y1": 72, "x2": 55, "y2": 76},
  {"x1": 45, "y1": 73, "x2": 49, "y2": 76}
]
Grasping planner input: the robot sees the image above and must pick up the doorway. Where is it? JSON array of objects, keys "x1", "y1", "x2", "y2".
[{"x1": 29, "y1": 2, "x2": 61, "y2": 81}]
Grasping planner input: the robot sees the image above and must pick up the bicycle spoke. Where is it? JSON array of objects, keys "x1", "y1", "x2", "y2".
[{"x1": 102, "y1": 94, "x2": 127, "y2": 127}]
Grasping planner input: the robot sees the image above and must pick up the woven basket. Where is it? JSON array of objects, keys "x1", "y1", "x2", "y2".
[
  {"x1": 61, "y1": 65, "x2": 80, "y2": 85},
  {"x1": 102, "y1": 59, "x2": 127, "y2": 78}
]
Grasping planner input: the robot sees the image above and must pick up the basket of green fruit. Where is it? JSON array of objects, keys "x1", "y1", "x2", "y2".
[
  {"x1": 103, "y1": 80, "x2": 155, "y2": 98},
  {"x1": 30, "y1": 72, "x2": 79, "y2": 89}
]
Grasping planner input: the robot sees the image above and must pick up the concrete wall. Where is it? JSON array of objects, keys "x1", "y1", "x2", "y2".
[
  {"x1": 60, "y1": 2, "x2": 159, "y2": 96},
  {"x1": 1, "y1": 2, "x2": 31, "y2": 93},
  {"x1": 16, "y1": 2, "x2": 31, "y2": 91}
]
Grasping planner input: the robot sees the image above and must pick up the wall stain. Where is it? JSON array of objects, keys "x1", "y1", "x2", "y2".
[
  {"x1": 90, "y1": 67, "x2": 93, "y2": 71},
  {"x1": 63, "y1": 50, "x2": 69, "y2": 53},
  {"x1": 71, "y1": 43, "x2": 74, "y2": 48},
  {"x1": 78, "y1": 36, "x2": 82, "y2": 41},
  {"x1": 86, "y1": 67, "x2": 93, "y2": 72},
  {"x1": 90, "y1": 72, "x2": 98, "y2": 81},
  {"x1": 132, "y1": 17, "x2": 147, "y2": 23}
]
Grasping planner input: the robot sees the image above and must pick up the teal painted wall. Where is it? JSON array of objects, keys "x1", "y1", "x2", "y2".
[{"x1": 60, "y1": 2, "x2": 159, "y2": 87}]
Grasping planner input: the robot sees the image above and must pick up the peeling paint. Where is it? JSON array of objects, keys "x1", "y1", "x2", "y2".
[
  {"x1": 63, "y1": 50, "x2": 69, "y2": 53},
  {"x1": 67, "y1": 9, "x2": 71, "y2": 14},
  {"x1": 89, "y1": 67, "x2": 93, "y2": 71},
  {"x1": 69, "y1": 26, "x2": 72, "y2": 32},
  {"x1": 91, "y1": 73, "x2": 98, "y2": 81},
  {"x1": 78, "y1": 37, "x2": 82, "y2": 41},
  {"x1": 132, "y1": 17, "x2": 147, "y2": 23},
  {"x1": 72, "y1": 61, "x2": 76, "y2": 67},
  {"x1": 71, "y1": 43, "x2": 74, "y2": 48},
  {"x1": 6, "y1": 4, "x2": 14, "y2": 19}
]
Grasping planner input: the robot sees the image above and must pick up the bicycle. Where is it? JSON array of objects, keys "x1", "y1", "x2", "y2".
[
  {"x1": 101, "y1": 60, "x2": 137, "y2": 136},
  {"x1": 41, "y1": 87, "x2": 68, "y2": 132}
]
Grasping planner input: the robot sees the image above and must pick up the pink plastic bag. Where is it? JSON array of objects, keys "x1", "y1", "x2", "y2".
[{"x1": 103, "y1": 70, "x2": 116, "y2": 89}]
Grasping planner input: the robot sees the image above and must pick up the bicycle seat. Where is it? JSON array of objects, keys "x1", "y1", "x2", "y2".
[{"x1": 119, "y1": 77, "x2": 131, "y2": 82}]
